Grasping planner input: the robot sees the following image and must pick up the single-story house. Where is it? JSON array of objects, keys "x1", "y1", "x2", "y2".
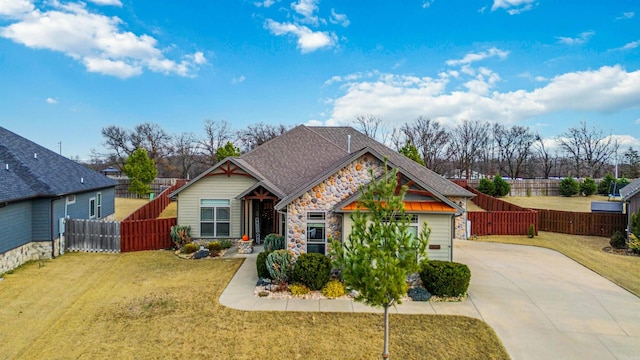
[
  {"x1": 621, "y1": 178, "x2": 640, "y2": 234},
  {"x1": 169, "y1": 126, "x2": 474, "y2": 261},
  {"x1": 0, "y1": 126, "x2": 117, "y2": 273}
]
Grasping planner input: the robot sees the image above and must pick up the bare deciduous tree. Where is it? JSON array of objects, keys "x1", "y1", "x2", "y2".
[
  {"x1": 237, "y1": 122, "x2": 288, "y2": 151},
  {"x1": 448, "y1": 120, "x2": 491, "y2": 179},
  {"x1": 171, "y1": 132, "x2": 199, "y2": 179},
  {"x1": 130, "y1": 123, "x2": 172, "y2": 163},
  {"x1": 533, "y1": 134, "x2": 555, "y2": 179},
  {"x1": 354, "y1": 114, "x2": 383, "y2": 139},
  {"x1": 493, "y1": 124, "x2": 535, "y2": 179},
  {"x1": 200, "y1": 119, "x2": 233, "y2": 165},
  {"x1": 556, "y1": 121, "x2": 617, "y2": 178},
  {"x1": 393, "y1": 117, "x2": 450, "y2": 174}
]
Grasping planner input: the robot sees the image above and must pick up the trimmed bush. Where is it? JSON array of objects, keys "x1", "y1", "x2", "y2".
[
  {"x1": 291, "y1": 253, "x2": 332, "y2": 290},
  {"x1": 598, "y1": 173, "x2": 616, "y2": 195},
  {"x1": 266, "y1": 250, "x2": 293, "y2": 284},
  {"x1": 493, "y1": 175, "x2": 510, "y2": 197},
  {"x1": 610, "y1": 231, "x2": 627, "y2": 249},
  {"x1": 263, "y1": 233, "x2": 286, "y2": 252},
  {"x1": 183, "y1": 242, "x2": 198, "y2": 254},
  {"x1": 289, "y1": 283, "x2": 311, "y2": 296},
  {"x1": 559, "y1": 177, "x2": 580, "y2": 197},
  {"x1": 580, "y1": 177, "x2": 597, "y2": 196},
  {"x1": 477, "y1": 178, "x2": 495, "y2": 196},
  {"x1": 420, "y1": 260, "x2": 471, "y2": 297},
  {"x1": 528, "y1": 224, "x2": 535, "y2": 238},
  {"x1": 408, "y1": 287, "x2": 432, "y2": 301},
  {"x1": 321, "y1": 279, "x2": 346, "y2": 299},
  {"x1": 630, "y1": 234, "x2": 640, "y2": 254},
  {"x1": 219, "y1": 239, "x2": 233, "y2": 249},
  {"x1": 256, "y1": 251, "x2": 272, "y2": 279}
]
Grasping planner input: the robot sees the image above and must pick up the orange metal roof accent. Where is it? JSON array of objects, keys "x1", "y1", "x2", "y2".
[{"x1": 342, "y1": 201, "x2": 456, "y2": 213}]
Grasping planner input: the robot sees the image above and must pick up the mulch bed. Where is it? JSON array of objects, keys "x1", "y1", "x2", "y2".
[{"x1": 602, "y1": 246, "x2": 640, "y2": 257}]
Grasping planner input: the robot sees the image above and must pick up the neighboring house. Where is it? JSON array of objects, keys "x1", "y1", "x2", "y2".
[
  {"x1": 621, "y1": 178, "x2": 640, "y2": 234},
  {"x1": 170, "y1": 126, "x2": 474, "y2": 261},
  {"x1": 0, "y1": 127, "x2": 117, "y2": 273}
]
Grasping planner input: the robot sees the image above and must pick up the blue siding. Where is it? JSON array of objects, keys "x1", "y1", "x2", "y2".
[
  {"x1": 31, "y1": 199, "x2": 51, "y2": 241},
  {"x1": 0, "y1": 201, "x2": 32, "y2": 253},
  {"x1": 61, "y1": 187, "x2": 115, "y2": 229},
  {"x1": 101, "y1": 187, "x2": 115, "y2": 218},
  {"x1": 52, "y1": 198, "x2": 65, "y2": 237}
]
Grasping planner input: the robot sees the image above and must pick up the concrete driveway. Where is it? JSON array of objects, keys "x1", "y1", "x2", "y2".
[
  {"x1": 220, "y1": 241, "x2": 640, "y2": 359},
  {"x1": 455, "y1": 240, "x2": 640, "y2": 360}
]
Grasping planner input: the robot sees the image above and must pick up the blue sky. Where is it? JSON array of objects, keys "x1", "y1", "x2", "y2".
[{"x1": 1, "y1": 0, "x2": 639, "y2": 160}]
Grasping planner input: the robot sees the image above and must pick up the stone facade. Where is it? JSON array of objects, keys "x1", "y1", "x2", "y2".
[
  {"x1": 286, "y1": 155, "x2": 384, "y2": 256},
  {"x1": 0, "y1": 238, "x2": 60, "y2": 274},
  {"x1": 449, "y1": 197, "x2": 469, "y2": 240}
]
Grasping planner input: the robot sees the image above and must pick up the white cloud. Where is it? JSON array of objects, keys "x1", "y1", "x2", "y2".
[
  {"x1": 329, "y1": 9, "x2": 349, "y2": 27},
  {"x1": 616, "y1": 12, "x2": 634, "y2": 20},
  {"x1": 0, "y1": 1, "x2": 206, "y2": 78},
  {"x1": 491, "y1": 0, "x2": 537, "y2": 14},
  {"x1": 422, "y1": 1, "x2": 435, "y2": 8},
  {"x1": 635, "y1": 119, "x2": 640, "y2": 125},
  {"x1": 324, "y1": 71, "x2": 378, "y2": 86},
  {"x1": 231, "y1": 75, "x2": 246, "y2": 84},
  {"x1": 556, "y1": 31, "x2": 595, "y2": 45},
  {"x1": 619, "y1": 40, "x2": 640, "y2": 50},
  {"x1": 445, "y1": 47, "x2": 509, "y2": 66},
  {"x1": 291, "y1": 0, "x2": 321, "y2": 25},
  {"x1": 254, "y1": 0, "x2": 276, "y2": 7},
  {"x1": 265, "y1": 19, "x2": 336, "y2": 53},
  {"x1": 0, "y1": 0, "x2": 34, "y2": 18},
  {"x1": 46, "y1": 97, "x2": 58, "y2": 104},
  {"x1": 86, "y1": 0, "x2": 122, "y2": 6},
  {"x1": 323, "y1": 65, "x2": 640, "y2": 130}
]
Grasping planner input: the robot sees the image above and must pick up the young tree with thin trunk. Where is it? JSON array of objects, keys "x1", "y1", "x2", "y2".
[
  {"x1": 123, "y1": 148, "x2": 158, "y2": 197},
  {"x1": 330, "y1": 164, "x2": 430, "y2": 360}
]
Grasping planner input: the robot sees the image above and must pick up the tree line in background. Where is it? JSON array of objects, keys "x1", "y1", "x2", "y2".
[{"x1": 89, "y1": 117, "x2": 638, "y2": 181}]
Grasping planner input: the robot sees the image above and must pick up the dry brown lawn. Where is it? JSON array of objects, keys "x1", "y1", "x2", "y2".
[
  {"x1": 478, "y1": 232, "x2": 640, "y2": 297},
  {"x1": 500, "y1": 195, "x2": 616, "y2": 212},
  {"x1": 114, "y1": 198, "x2": 148, "y2": 221},
  {"x1": 0, "y1": 252, "x2": 508, "y2": 360},
  {"x1": 158, "y1": 201, "x2": 177, "y2": 218}
]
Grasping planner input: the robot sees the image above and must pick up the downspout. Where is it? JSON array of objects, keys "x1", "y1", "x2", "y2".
[{"x1": 50, "y1": 198, "x2": 56, "y2": 259}]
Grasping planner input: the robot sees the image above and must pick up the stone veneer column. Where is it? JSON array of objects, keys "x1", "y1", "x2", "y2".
[
  {"x1": 449, "y1": 197, "x2": 469, "y2": 240},
  {"x1": 286, "y1": 156, "x2": 384, "y2": 257}
]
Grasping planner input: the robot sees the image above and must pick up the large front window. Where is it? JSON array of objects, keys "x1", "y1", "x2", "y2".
[
  {"x1": 307, "y1": 212, "x2": 326, "y2": 254},
  {"x1": 201, "y1": 199, "x2": 231, "y2": 237}
]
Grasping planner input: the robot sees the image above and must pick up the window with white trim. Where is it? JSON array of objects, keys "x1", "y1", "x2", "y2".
[
  {"x1": 200, "y1": 199, "x2": 231, "y2": 237},
  {"x1": 97, "y1": 192, "x2": 102, "y2": 219},
  {"x1": 307, "y1": 212, "x2": 326, "y2": 254},
  {"x1": 66, "y1": 194, "x2": 76, "y2": 205},
  {"x1": 89, "y1": 197, "x2": 96, "y2": 219}
]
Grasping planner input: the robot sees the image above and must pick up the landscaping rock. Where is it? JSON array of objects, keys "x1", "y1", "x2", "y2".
[
  {"x1": 406, "y1": 273, "x2": 422, "y2": 287},
  {"x1": 193, "y1": 249, "x2": 210, "y2": 259}
]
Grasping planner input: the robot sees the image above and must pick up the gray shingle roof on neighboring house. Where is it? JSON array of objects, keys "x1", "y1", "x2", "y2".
[
  {"x1": 0, "y1": 127, "x2": 117, "y2": 203},
  {"x1": 621, "y1": 178, "x2": 640, "y2": 201}
]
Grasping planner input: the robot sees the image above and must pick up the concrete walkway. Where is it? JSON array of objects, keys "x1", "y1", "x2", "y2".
[{"x1": 219, "y1": 241, "x2": 640, "y2": 360}]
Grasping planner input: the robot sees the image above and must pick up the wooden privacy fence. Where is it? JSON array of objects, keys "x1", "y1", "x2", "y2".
[
  {"x1": 537, "y1": 209, "x2": 626, "y2": 237},
  {"x1": 120, "y1": 218, "x2": 176, "y2": 252},
  {"x1": 65, "y1": 180, "x2": 187, "y2": 253},
  {"x1": 468, "y1": 211, "x2": 538, "y2": 236},
  {"x1": 123, "y1": 179, "x2": 188, "y2": 221},
  {"x1": 459, "y1": 182, "x2": 539, "y2": 236},
  {"x1": 65, "y1": 219, "x2": 120, "y2": 252},
  {"x1": 120, "y1": 179, "x2": 188, "y2": 252}
]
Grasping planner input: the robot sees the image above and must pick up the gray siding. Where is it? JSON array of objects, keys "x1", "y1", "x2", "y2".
[
  {"x1": 0, "y1": 201, "x2": 32, "y2": 253},
  {"x1": 342, "y1": 212, "x2": 453, "y2": 262},
  {"x1": 177, "y1": 175, "x2": 257, "y2": 238}
]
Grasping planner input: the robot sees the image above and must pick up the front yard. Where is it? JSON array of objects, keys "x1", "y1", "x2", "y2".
[{"x1": 0, "y1": 251, "x2": 508, "y2": 359}]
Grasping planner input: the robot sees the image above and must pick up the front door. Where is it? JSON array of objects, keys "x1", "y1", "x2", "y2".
[{"x1": 253, "y1": 199, "x2": 275, "y2": 243}]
